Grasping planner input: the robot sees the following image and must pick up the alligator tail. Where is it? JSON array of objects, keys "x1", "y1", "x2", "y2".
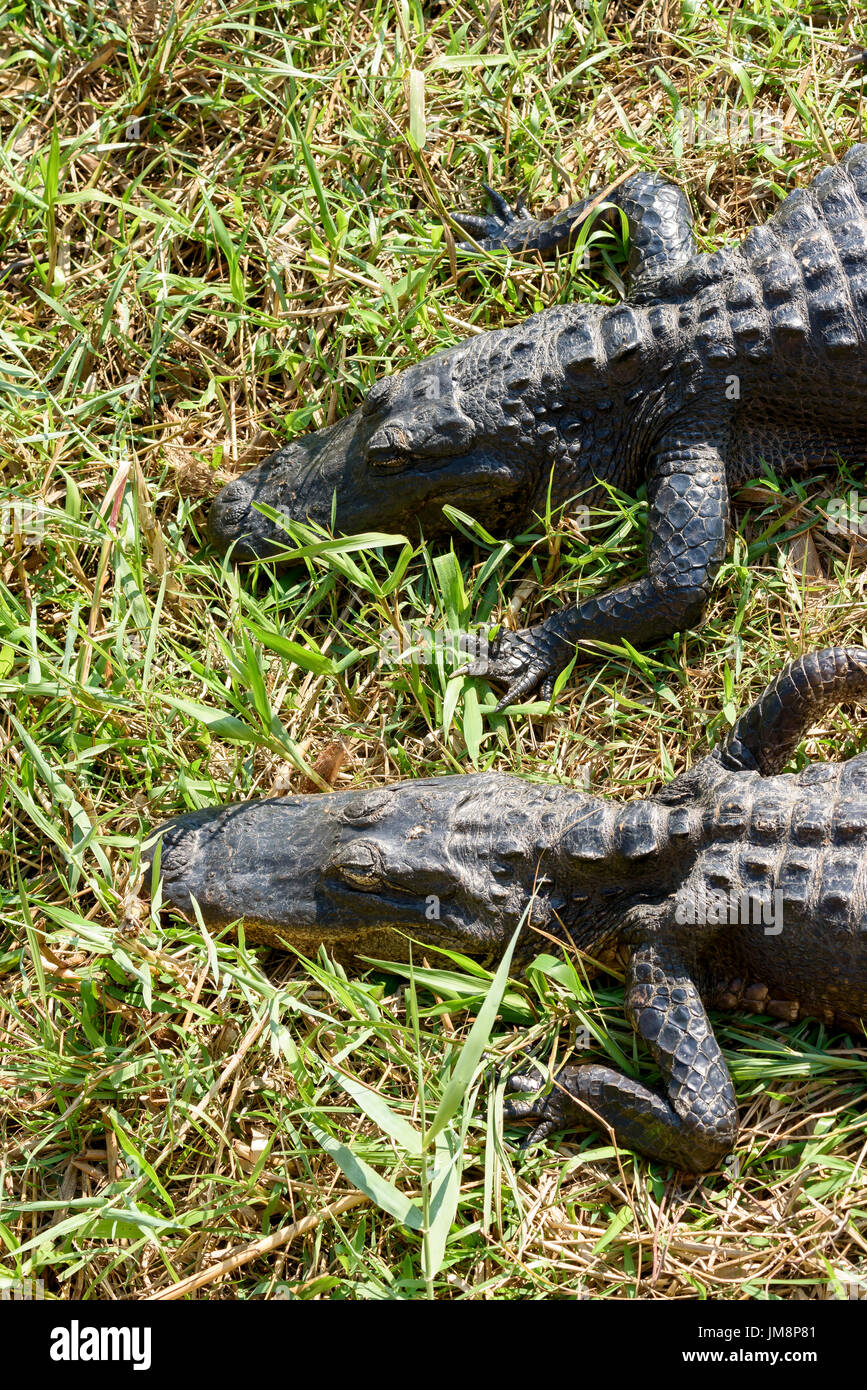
[{"x1": 720, "y1": 646, "x2": 867, "y2": 776}]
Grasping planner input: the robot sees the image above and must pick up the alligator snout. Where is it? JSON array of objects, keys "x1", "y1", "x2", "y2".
[
  {"x1": 204, "y1": 343, "x2": 525, "y2": 563},
  {"x1": 205, "y1": 412, "x2": 371, "y2": 562},
  {"x1": 143, "y1": 805, "x2": 222, "y2": 916},
  {"x1": 206, "y1": 468, "x2": 288, "y2": 561},
  {"x1": 209, "y1": 476, "x2": 251, "y2": 524},
  {"x1": 206, "y1": 477, "x2": 255, "y2": 550},
  {"x1": 145, "y1": 796, "x2": 346, "y2": 930}
]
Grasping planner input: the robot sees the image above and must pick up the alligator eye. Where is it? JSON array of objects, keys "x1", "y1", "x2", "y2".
[{"x1": 332, "y1": 840, "x2": 383, "y2": 889}]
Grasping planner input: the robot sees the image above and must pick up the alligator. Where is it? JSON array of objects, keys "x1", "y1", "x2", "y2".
[
  {"x1": 146, "y1": 647, "x2": 867, "y2": 1172},
  {"x1": 206, "y1": 147, "x2": 867, "y2": 707}
]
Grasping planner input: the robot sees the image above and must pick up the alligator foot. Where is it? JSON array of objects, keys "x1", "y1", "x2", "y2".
[
  {"x1": 503, "y1": 1065, "x2": 583, "y2": 1147},
  {"x1": 451, "y1": 184, "x2": 535, "y2": 251},
  {"x1": 502, "y1": 942, "x2": 739, "y2": 1172},
  {"x1": 456, "y1": 623, "x2": 572, "y2": 710}
]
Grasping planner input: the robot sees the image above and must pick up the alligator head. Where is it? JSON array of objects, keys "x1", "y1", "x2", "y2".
[
  {"x1": 145, "y1": 772, "x2": 692, "y2": 966},
  {"x1": 146, "y1": 775, "x2": 575, "y2": 963},
  {"x1": 206, "y1": 340, "x2": 531, "y2": 561}
]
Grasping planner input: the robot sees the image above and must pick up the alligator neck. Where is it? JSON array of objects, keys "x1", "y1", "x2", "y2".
[
  {"x1": 554, "y1": 790, "x2": 698, "y2": 878},
  {"x1": 504, "y1": 788, "x2": 696, "y2": 968},
  {"x1": 452, "y1": 297, "x2": 690, "y2": 522}
]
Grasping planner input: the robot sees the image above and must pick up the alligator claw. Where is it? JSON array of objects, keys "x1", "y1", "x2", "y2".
[
  {"x1": 452, "y1": 184, "x2": 535, "y2": 251},
  {"x1": 503, "y1": 1066, "x2": 579, "y2": 1148},
  {"x1": 454, "y1": 624, "x2": 571, "y2": 711},
  {"x1": 450, "y1": 211, "x2": 495, "y2": 238}
]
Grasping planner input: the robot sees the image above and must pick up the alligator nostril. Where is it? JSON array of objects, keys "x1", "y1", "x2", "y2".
[{"x1": 218, "y1": 479, "x2": 252, "y2": 510}]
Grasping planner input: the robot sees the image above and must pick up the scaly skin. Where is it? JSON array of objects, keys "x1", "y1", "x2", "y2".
[
  {"x1": 146, "y1": 647, "x2": 867, "y2": 1172},
  {"x1": 207, "y1": 149, "x2": 867, "y2": 707}
]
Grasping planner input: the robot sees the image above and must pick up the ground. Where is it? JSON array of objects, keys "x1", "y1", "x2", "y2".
[{"x1": 2, "y1": 0, "x2": 867, "y2": 1300}]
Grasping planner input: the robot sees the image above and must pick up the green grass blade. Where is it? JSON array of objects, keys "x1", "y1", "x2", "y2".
[
  {"x1": 332, "y1": 1071, "x2": 422, "y2": 1155},
  {"x1": 424, "y1": 921, "x2": 522, "y2": 1148},
  {"x1": 305, "y1": 1120, "x2": 423, "y2": 1230}
]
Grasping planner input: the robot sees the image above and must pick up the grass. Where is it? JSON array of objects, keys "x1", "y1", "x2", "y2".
[{"x1": 2, "y1": 0, "x2": 867, "y2": 1300}]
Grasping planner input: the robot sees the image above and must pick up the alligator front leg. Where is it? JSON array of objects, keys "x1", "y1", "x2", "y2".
[
  {"x1": 452, "y1": 171, "x2": 697, "y2": 295},
  {"x1": 461, "y1": 423, "x2": 730, "y2": 707},
  {"x1": 504, "y1": 941, "x2": 737, "y2": 1172}
]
